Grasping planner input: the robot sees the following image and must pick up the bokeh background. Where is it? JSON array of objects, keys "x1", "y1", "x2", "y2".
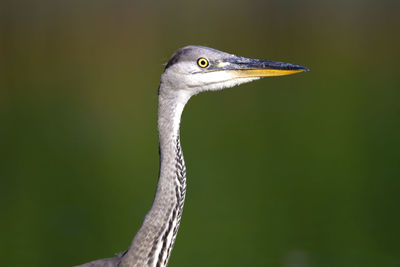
[{"x1": 1, "y1": 0, "x2": 400, "y2": 266}]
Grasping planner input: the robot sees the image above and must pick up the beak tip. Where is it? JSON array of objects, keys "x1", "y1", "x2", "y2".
[
  {"x1": 292, "y1": 64, "x2": 309, "y2": 72},
  {"x1": 301, "y1": 66, "x2": 310, "y2": 72},
  {"x1": 277, "y1": 62, "x2": 309, "y2": 73}
]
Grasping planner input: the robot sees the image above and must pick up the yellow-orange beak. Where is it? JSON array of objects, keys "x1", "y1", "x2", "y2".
[
  {"x1": 211, "y1": 56, "x2": 309, "y2": 78},
  {"x1": 231, "y1": 68, "x2": 306, "y2": 78}
]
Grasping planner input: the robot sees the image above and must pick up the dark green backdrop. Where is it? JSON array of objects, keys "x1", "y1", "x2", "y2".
[{"x1": 1, "y1": 0, "x2": 399, "y2": 266}]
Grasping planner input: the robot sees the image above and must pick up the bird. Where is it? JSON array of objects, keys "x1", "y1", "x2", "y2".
[{"x1": 76, "y1": 45, "x2": 308, "y2": 267}]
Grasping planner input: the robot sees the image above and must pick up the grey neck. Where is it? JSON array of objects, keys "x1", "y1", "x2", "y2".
[{"x1": 119, "y1": 87, "x2": 191, "y2": 267}]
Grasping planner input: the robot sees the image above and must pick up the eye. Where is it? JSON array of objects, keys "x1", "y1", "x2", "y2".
[{"x1": 197, "y1": 57, "x2": 209, "y2": 68}]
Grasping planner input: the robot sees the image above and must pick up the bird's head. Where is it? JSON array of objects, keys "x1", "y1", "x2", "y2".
[{"x1": 160, "y1": 45, "x2": 308, "y2": 97}]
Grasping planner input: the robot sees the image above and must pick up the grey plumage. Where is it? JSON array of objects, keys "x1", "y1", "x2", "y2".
[{"x1": 76, "y1": 45, "x2": 308, "y2": 267}]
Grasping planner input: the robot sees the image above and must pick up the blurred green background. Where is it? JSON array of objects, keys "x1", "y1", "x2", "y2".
[{"x1": 1, "y1": 0, "x2": 400, "y2": 266}]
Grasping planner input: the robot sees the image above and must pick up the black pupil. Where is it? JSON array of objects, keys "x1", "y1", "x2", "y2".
[{"x1": 200, "y1": 59, "x2": 206, "y2": 66}]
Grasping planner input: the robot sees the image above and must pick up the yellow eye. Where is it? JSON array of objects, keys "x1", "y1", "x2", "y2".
[{"x1": 197, "y1": 58, "x2": 209, "y2": 68}]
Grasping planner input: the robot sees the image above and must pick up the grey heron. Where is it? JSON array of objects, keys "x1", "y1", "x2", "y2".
[{"x1": 76, "y1": 45, "x2": 308, "y2": 267}]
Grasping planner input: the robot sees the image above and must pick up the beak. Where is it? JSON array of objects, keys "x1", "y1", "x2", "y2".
[{"x1": 216, "y1": 56, "x2": 309, "y2": 78}]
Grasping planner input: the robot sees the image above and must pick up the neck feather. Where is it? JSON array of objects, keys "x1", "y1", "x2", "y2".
[{"x1": 120, "y1": 88, "x2": 190, "y2": 267}]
